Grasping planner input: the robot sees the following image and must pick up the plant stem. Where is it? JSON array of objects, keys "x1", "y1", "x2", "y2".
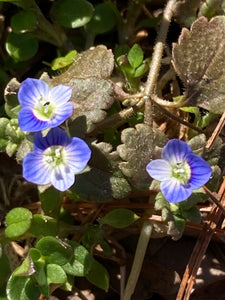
[
  {"x1": 122, "y1": 221, "x2": 153, "y2": 300},
  {"x1": 144, "y1": 0, "x2": 176, "y2": 126}
]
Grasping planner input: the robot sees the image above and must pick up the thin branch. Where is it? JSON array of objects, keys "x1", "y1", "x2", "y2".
[
  {"x1": 206, "y1": 110, "x2": 225, "y2": 150},
  {"x1": 144, "y1": 0, "x2": 177, "y2": 126}
]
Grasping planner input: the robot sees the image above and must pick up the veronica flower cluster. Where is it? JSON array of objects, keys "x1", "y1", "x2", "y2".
[
  {"x1": 19, "y1": 78, "x2": 91, "y2": 191},
  {"x1": 146, "y1": 139, "x2": 212, "y2": 203}
]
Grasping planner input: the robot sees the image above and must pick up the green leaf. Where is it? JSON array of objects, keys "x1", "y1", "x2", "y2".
[
  {"x1": 6, "y1": 32, "x2": 38, "y2": 62},
  {"x1": 31, "y1": 259, "x2": 48, "y2": 297},
  {"x1": 29, "y1": 249, "x2": 41, "y2": 263},
  {"x1": 62, "y1": 240, "x2": 92, "y2": 277},
  {"x1": 5, "y1": 208, "x2": 32, "y2": 238},
  {"x1": 86, "y1": 2, "x2": 117, "y2": 34},
  {"x1": 46, "y1": 264, "x2": 67, "y2": 284},
  {"x1": 39, "y1": 186, "x2": 62, "y2": 218},
  {"x1": 99, "y1": 208, "x2": 139, "y2": 228},
  {"x1": 11, "y1": 11, "x2": 37, "y2": 33},
  {"x1": 172, "y1": 16, "x2": 225, "y2": 114},
  {"x1": 0, "y1": 254, "x2": 10, "y2": 285},
  {"x1": 198, "y1": 0, "x2": 223, "y2": 19},
  {"x1": 13, "y1": 256, "x2": 36, "y2": 277},
  {"x1": 29, "y1": 214, "x2": 58, "y2": 237},
  {"x1": 4, "y1": 78, "x2": 20, "y2": 119},
  {"x1": 173, "y1": 0, "x2": 200, "y2": 27},
  {"x1": 117, "y1": 125, "x2": 167, "y2": 190},
  {"x1": 86, "y1": 258, "x2": 109, "y2": 291},
  {"x1": 51, "y1": 0, "x2": 93, "y2": 28},
  {"x1": 128, "y1": 44, "x2": 144, "y2": 69},
  {"x1": 6, "y1": 275, "x2": 40, "y2": 300},
  {"x1": 35, "y1": 237, "x2": 73, "y2": 266},
  {"x1": 51, "y1": 50, "x2": 77, "y2": 71}
]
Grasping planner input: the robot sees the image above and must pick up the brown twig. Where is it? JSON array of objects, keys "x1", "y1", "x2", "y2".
[
  {"x1": 176, "y1": 178, "x2": 225, "y2": 300},
  {"x1": 206, "y1": 110, "x2": 225, "y2": 150}
]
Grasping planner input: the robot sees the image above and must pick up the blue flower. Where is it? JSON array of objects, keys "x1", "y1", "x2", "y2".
[
  {"x1": 23, "y1": 127, "x2": 91, "y2": 191},
  {"x1": 146, "y1": 139, "x2": 212, "y2": 203},
  {"x1": 18, "y1": 78, "x2": 73, "y2": 132}
]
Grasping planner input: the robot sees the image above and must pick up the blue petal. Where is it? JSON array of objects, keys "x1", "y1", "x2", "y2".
[
  {"x1": 186, "y1": 153, "x2": 212, "y2": 189},
  {"x1": 23, "y1": 151, "x2": 50, "y2": 185},
  {"x1": 48, "y1": 102, "x2": 73, "y2": 127},
  {"x1": 146, "y1": 159, "x2": 172, "y2": 181},
  {"x1": 162, "y1": 139, "x2": 192, "y2": 164},
  {"x1": 160, "y1": 179, "x2": 193, "y2": 203},
  {"x1": 18, "y1": 78, "x2": 50, "y2": 107},
  {"x1": 18, "y1": 107, "x2": 49, "y2": 132},
  {"x1": 33, "y1": 128, "x2": 71, "y2": 151},
  {"x1": 51, "y1": 165, "x2": 74, "y2": 191},
  {"x1": 65, "y1": 137, "x2": 91, "y2": 173},
  {"x1": 50, "y1": 85, "x2": 72, "y2": 105}
]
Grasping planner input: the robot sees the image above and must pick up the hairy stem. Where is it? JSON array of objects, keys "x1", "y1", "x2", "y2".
[
  {"x1": 144, "y1": 0, "x2": 176, "y2": 126},
  {"x1": 122, "y1": 221, "x2": 153, "y2": 300}
]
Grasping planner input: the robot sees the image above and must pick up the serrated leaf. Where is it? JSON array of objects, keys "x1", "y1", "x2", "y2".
[
  {"x1": 53, "y1": 45, "x2": 114, "y2": 80},
  {"x1": 68, "y1": 78, "x2": 114, "y2": 133},
  {"x1": 172, "y1": 16, "x2": 225, "y2": 114},
  {"x1": 99, "y1": 208, "x2": 139, "y2": 228},
  {"x1": 5, "y1": 208, "x2": 32, "y2": 238},
  {"x1": 4, "y1": 78, "x2": 20, "y2": 118},
  {"x1": 117, "y1": 125, "x2": 167, "y2": 190},
  {"x1": 70, "y1": 142, "x2": 131, "y2": 201}
]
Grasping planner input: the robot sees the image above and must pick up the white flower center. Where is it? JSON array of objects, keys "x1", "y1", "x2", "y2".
[
  {"x1": 33, "y1": 95, "x2": 55, "y2": 121},
  {"x1": 171, "y1": 161, "x2": 191, "y2": 184},
  {"x1": 43, "y1": 145, "x2": 67, "y2": 168}
]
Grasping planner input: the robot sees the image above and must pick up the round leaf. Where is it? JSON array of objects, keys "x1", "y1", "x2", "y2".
[
  {"x1": 35, "y1": 237, "x2": 73, "y2": 265},
  {"x1": 51, "y1": 0, "x2": 93, "y2": 28},
  {"x1": 6, "y1": 32, "x2": 38, "y2": 62},
  {"x1": 11, "y1": 11, "x2": 37, "y2": 33},
  {"x1": 86, "y1": 3, "x2": 117, "y2": 34},
  {"x1": 6, "y1": 275, "x2": 40, "y2": 300},
  {"x1": 29, "y1": 214, "x2": 58, "y2": 237},
  {"x1": 47, "y1": 264, "x2": 67, "y2": 284},
  {"x1": 99, "y1": 208, "x2": 139, "y2": 228},
  {"x1": 5, "y1": 208, "x2": 32, "y2": 238},
  {"x1": 62, "y1": 240, "x2": 92, "y2": 277}
]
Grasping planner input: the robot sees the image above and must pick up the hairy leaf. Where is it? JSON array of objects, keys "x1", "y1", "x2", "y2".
[
  {"x1": 53, "y1": 45, "x2": 114, "y2": 81},
  {"x1": 172, "y1": 16, "x2": 225, "y2": 114},
  {"x1": 52, "y1": 46, "x2": 115, "y2": 134},
  {"x1": 117, "y1": 124, "x2": 167, "y2": 190},
  {"x1": 69, "y1": 78, "x2": 114, "y2": 134},
  {"x1": 70, "y1": 142, "x2": 131, "y2": 201}
]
